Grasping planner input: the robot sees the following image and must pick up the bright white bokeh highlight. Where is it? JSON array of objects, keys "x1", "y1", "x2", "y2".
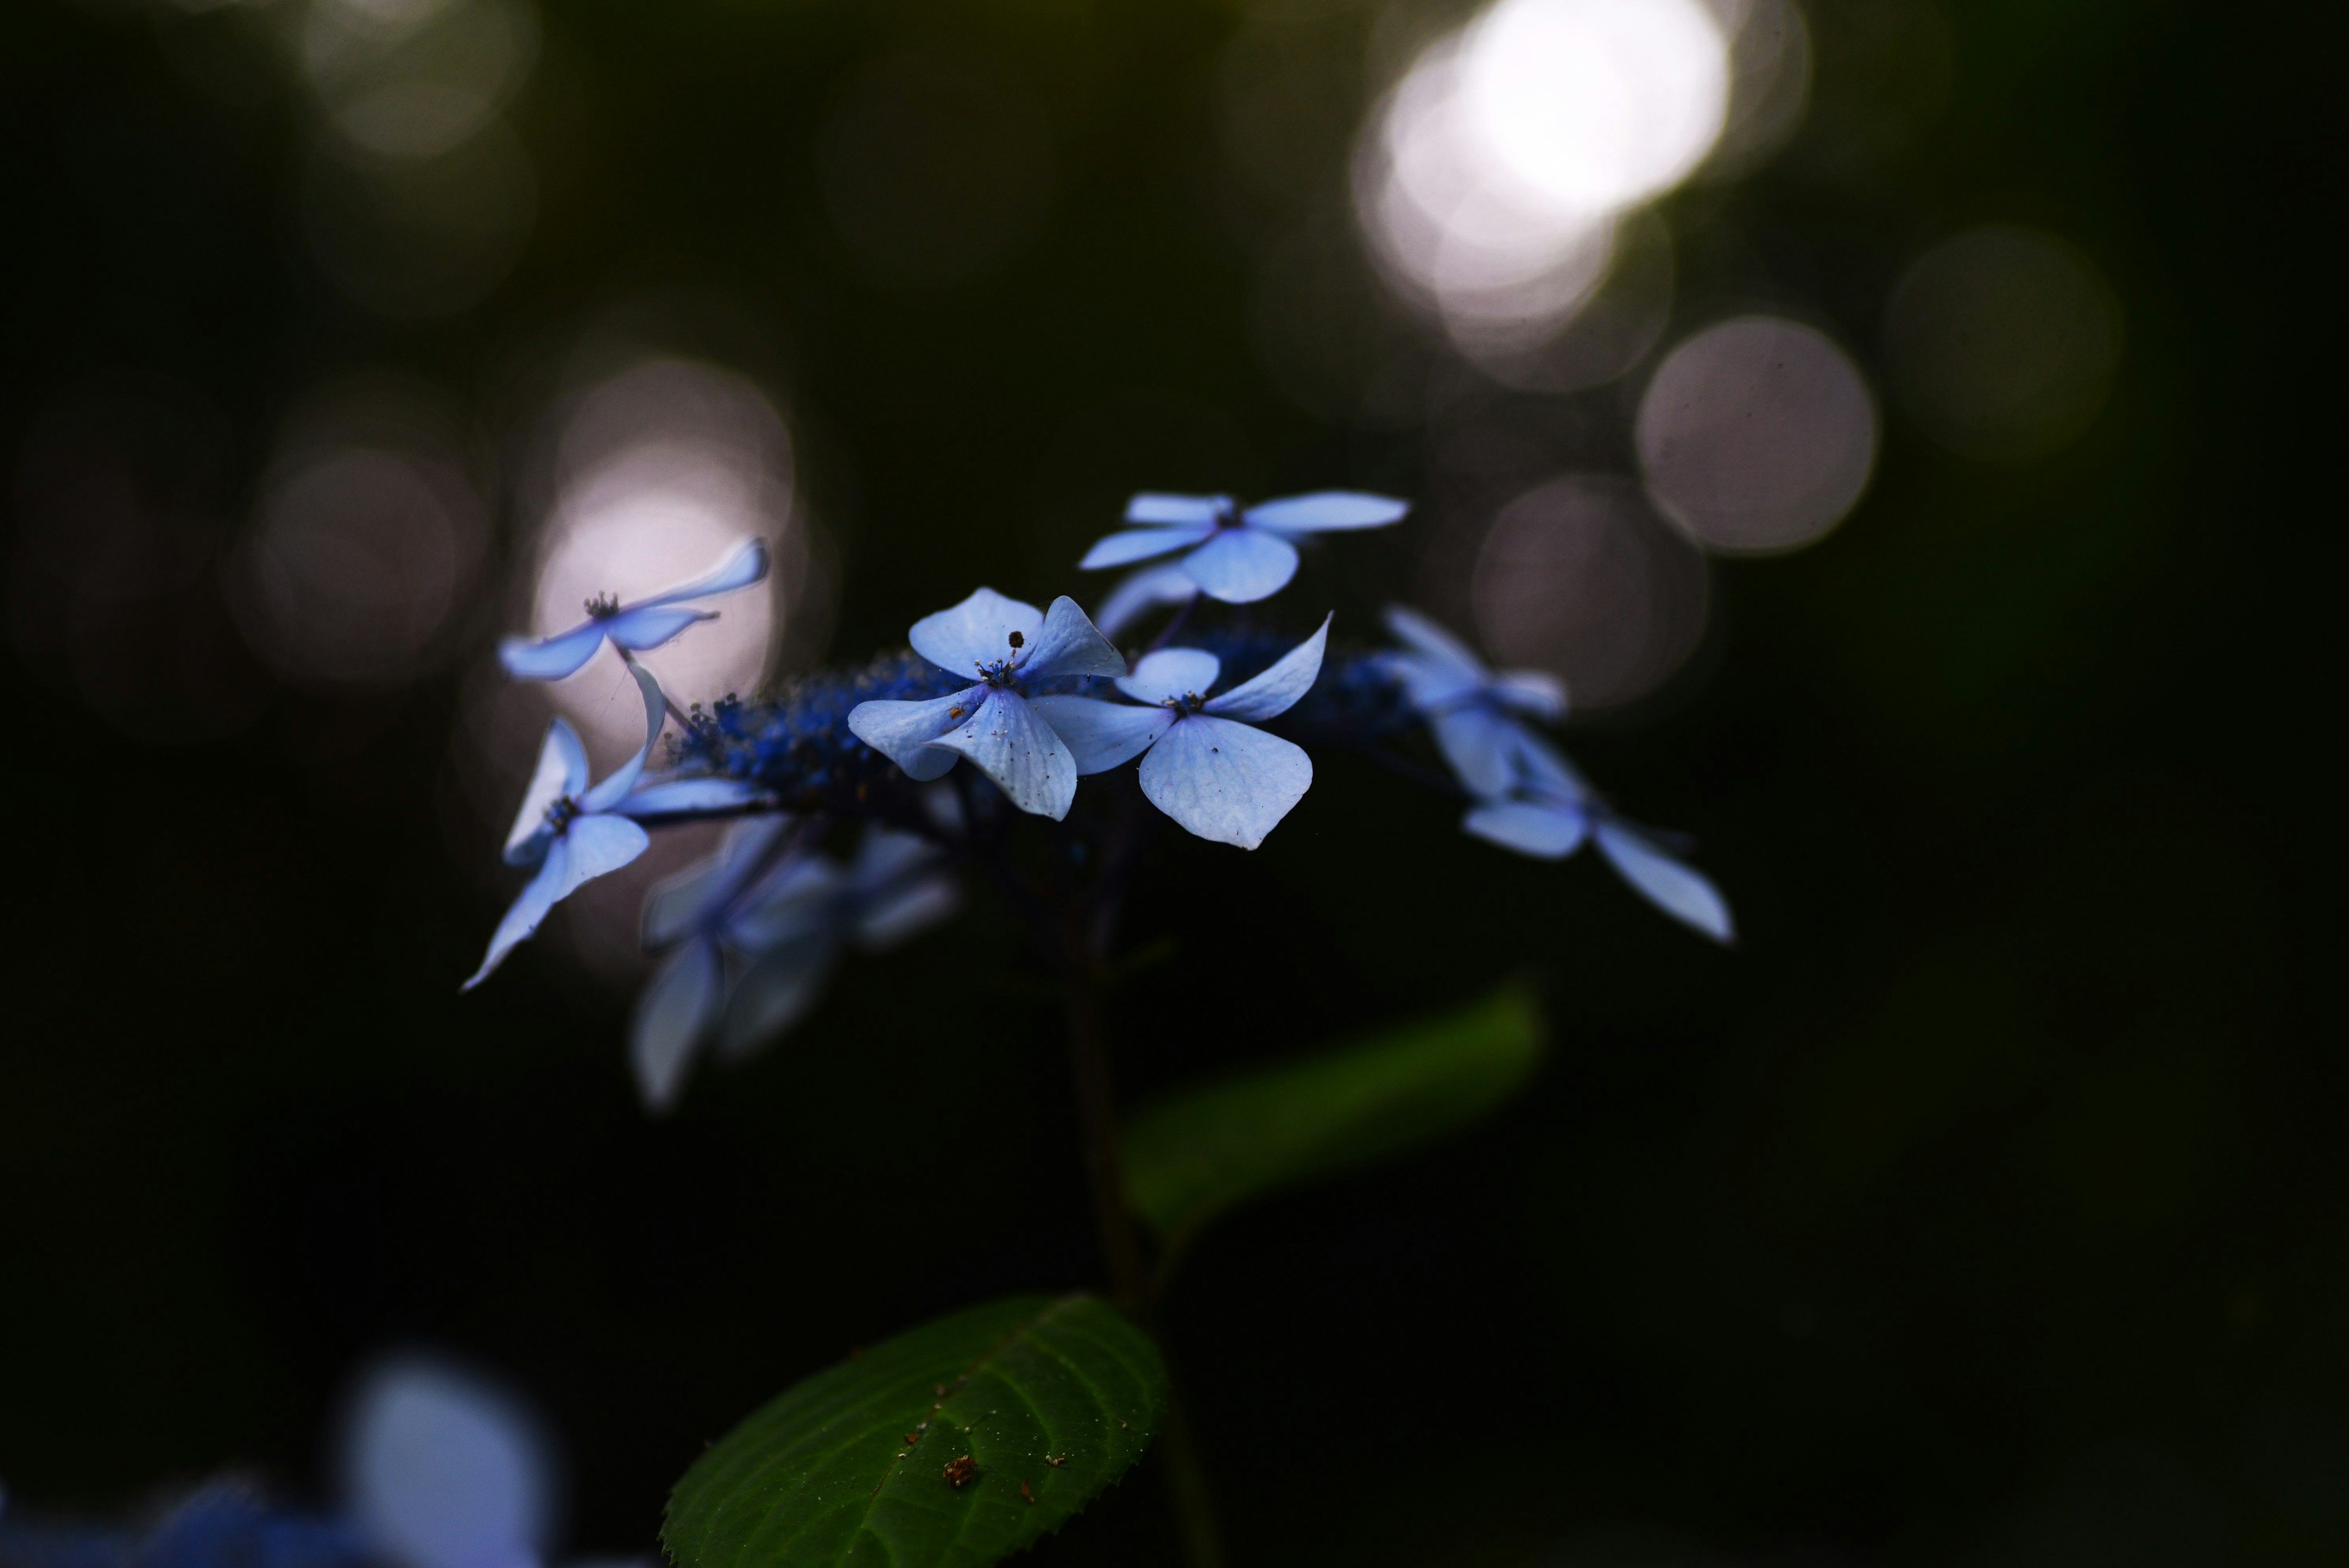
[
  {"x1": 1636, "y1": 316, "x2": 1879, "y2": 555},
  {"x1": 1355, "y1": 0, "x2": 1734, "y2": 365}
]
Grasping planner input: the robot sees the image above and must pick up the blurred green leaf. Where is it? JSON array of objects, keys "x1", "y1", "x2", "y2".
[
  {"x1": 664, "y1": 1294, "x2": 1165, "y2": 1568},
  {"x1": 1123, "y1": 983, "x2": 1545, "y2": 1244}
]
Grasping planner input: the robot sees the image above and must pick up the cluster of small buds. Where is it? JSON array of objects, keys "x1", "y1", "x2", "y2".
[{"x1": 467, "y1": 490, "x2": 1731, "y2": 1111}]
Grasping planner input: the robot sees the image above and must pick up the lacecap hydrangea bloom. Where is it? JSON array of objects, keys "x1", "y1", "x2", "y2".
[{"x1": 460, "y1": 484, "x2": 1735, "y2": 1101}]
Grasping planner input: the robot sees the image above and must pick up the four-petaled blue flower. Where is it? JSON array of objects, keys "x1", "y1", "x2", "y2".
[
  {"x1": 1380, "y1": 605, "x2": 1568, "y2": 797},
  {"x1": 1463, "y1": 728, "x2": 1735, "y2": 944},
  {"x1": 1079, "y1": 492, "x2": 1408, "y2": 604},
  {"x1": 464, "y1": 664, "x2": 667, "y2": 989},
  {"x1": 846, "y1": 588, "x2": 1127, "y2": 819},
  {"x1": 1031, "y1": 615, "x2": 1330, "y2": 849},
  {"x1": 629, "y1": 819, "x2": 958, "y2": 1111},
  {"x1": 498, "y1": 538, "x2": 769, "y2": 681}
]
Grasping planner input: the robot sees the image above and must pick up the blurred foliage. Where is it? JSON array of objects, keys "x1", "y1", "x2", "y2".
[{"x1": 1, "y1": 0, "x2": 2342, "y2": 1562}]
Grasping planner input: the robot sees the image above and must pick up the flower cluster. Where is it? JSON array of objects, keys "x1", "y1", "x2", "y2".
[{"x1": 464, "y1": 493, "x2": 1731, "y2": 1109}]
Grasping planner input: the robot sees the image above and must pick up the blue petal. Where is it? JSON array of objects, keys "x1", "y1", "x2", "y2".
[
  {"x1": 499, "y1": 622, "x2": 607, "y2": 681},
  {"x1": 629, "y1": 939, "x2": 724, "y2": 1114},
  {"x1": 1138, "y1": 714, "x2": 1312, "y2": 849},
  {"x1": 852, "y1": 872, "x2": 960, "y2": 950},
  {"x1": 1118, "y1": 647, "x2": 1221, "y2": 705},
  {"x1": 640, "y1": 816, "x2": 792, "y2": 947},
  {"x1": 1080, "y1": 526, "x2": 1213, "y2": 570},
  {"x1": 1381, "y1": 604, "x2": 1486, "y2": 677},
  {"x1": 1595, "y1": 821, "x2": 1734, "y2": 943},
  {"x1": 613, "y1": 776, "x2": 764, "y2": 817},
  {"x1": 631, "y1": 538, "x2": 770, "y2": 608},
  {"x1": 1512, "y1": 729, "x2": 1592, "y2": 801},
  {"x1": 847, "y1": 686, "x2": 984, "y2": 781},
  {"x1": 1029, "y1": 695, "x2": 1175, "y2": 774},
  {"x1": 464, "y1": 845, "x2": 573, "y2": 989},
  {"x1": 1462, "y1": 799, "x2": 1588, "y2": 859},
  {"x1": 1431, "y1": 708, "x2": 1521, "y2": 799},
  {"x1": 719, "y1": 933, "x2": 840, "y2": 1059},
  {"x1": 726, "y1": 854, "x2": 847, "y2": 951},
  {"x1": 1204, "y1": 612, "x2": 1329, "y2": 721},
  {"x1": 1093, "y1": 563, "x2": 1198, "y2": 638},
  {"x1": 601, "y1": 604, "x2": 718, "y2": 652},
  {"x1": 1180, "y1": 527, "x2": 1299, "y2": 602},
  {"x1": 579, "y1": 663, "x2": 667, "y2": 812},
  {"x1": 908, "y1": 588, "x2": 1043, "y2": 677},
  {"x1": 559, "y1": 812, "x2": 654, "y2": 888},
  {"x1": 1490, "y1": 670, "x2": 1568, "y2": 720},
  {"x1": 1019, "y1": 595, "x2": 1128, "y2": 680},
  {"x1": 1242, "y1": 491, "x2": 1409, "y2": 534},
  {"x1": 1127, "y1": 492, "x2": 1231, "y2": 525},
  {"x1": 502, "y1": 718, "x2": 589, "y2": 865},
  {"x1": 1386, "y1": 650, "x2": 1483, "y2": 713},
  {"x1": 340, "y1": 1358, "x2": 551, "y2": 1568},
  {"x1": 922, "y1": 688, "x2": 1078, "y2": 819}
]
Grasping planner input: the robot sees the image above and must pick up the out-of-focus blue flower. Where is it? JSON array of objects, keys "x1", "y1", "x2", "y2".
[
  {"x1": 1091, "y1": 562, "x2": 1198, "y2": 638},
  {"x1": 0, "y1": 1485, "x2": 373, "y2": 1568},
  {"x1": 628, "y1": 821, "x2": 959, "y2": 1111},
  {"x1": 847, "y1": 588, "x2": 1126, "y2": 820},
  {"x1": 337, "y1": 1358, "x2": 551, "y2": 1568},
  {"x1": 1030, "y1": 616, "x2": 1329, "y2": 849},
  {"x1": 464, "y1": 665, "x2": 667, "y2": 990},
  {"x1": 1380, "y1": 605, "x2": 1567, "y2": 797},
  {"x1": 1079, "y1": 492, "x2": 1408, "y2": 604},
  {"x1": 1463, "y1": 732, "x2": 1734, "y2": 944},
  {"x1": 497, "y1": 539, "x2": 768, "y2": 682}
]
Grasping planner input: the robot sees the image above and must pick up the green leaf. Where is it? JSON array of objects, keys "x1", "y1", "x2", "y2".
[
  {"x1": 664, "y1": 1294, "x2": 1165, "y2": 1568},
  {"x1": 1123, "y1": 983, "x2": 1545, "y2": 1244}
]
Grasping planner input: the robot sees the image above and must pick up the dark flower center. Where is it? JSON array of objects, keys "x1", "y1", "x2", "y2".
[{"x1": 585, "y1": 593, "x2": 622, "y2": 619}]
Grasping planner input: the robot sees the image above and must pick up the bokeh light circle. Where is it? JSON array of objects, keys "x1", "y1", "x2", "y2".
[
  {"x1": 1471, "y1": 473, "x2": 1710, "y2": 710},
  {"x1": 1636, "y1": 314, "x2": 1879, "y2": 555},
  {"x1": 1883, "y1": 224, "x2": 2123, "y2": 460}
]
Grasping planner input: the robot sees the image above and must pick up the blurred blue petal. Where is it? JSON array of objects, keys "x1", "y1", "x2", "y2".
[
  {"x1": 1180, "y1": 528, "x2": 1297, "y2": 602},
  {"x1": 1030, "y1": 695, "x2": 1173, "y2": 774},
  {"x1": 908, "y1": 588, "x2": 1042, "y2": 676},
  {"x1": 1020, "y1": 596, "x2": 1128, "y2": 680},
  {"x1": 1431, "y1": 708, "x2": 1521, "y2": 800},
  {"x1": 1093, "y1": 563, "x2": 1198, "y2": 638},
  {"x1": 1080, "y1": 527, "x2": 1211, "y2": 570},
  {"x1": 612, "y1": 777, "x2": 764, "y2": 818},
  {"x1": 1490, "y1": 670, "x2": 1567, "y2": 719},
  {"x1": 633, "y1": 538, "x2": 769, "y2": 607},
  {"x1": 720, "y1": 934, "x2": 839, "y2": 1060},
  {"x1": 1381, "y1": 604, "x2": 1483, "y2": 676},
  {"x1": 1116, "y1": 648, "x2": 1221, "y2": 706},
  {"x1": 341, "y1": 1358, "x2": 550, "y2": 1568},
  {"x1": 1204, "y1": 613, "x2": 1328, "y2": 721},
  {"x1": 1126, "y1": 492, "x2": 1230, "y2": 525},
  {"x1": 923, "y1": 689, "x2": 1077, "y2": 819},
  {"x1": 1138, "y1": 715, "x2": 1312, "y2": 849},
  {"x1": 1242, "y1": 490, "x2": 1409, "y2": 535},
  {"x1": 498, "y1": 624, "x2": 607, "y2": 683},
  {"x1": 852, "y1": 871, "x2": 960, "y2": 950},
  {"x1": 630, "y1": 939, "x2": 724, "y2": 1114},
  {"x1": 1462, "y1": 799, "x2": 1589, "y2": 859},
  {"x1": 847, "y1": 687, "x2": 983, "y2": 781},
  {"x1": 599, "y1": 605, "x2": 716, "y2": 653},
  {"x1": 1595, "y1": 822, "x2": 1734, "y2": 943},
  {"x1": 725, "y1": 856, "x2": 846, "y2": 952}
]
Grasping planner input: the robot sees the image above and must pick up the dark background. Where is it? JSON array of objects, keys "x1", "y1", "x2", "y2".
[{"x1": 3, "y1": 0, "x2": 2343, "y2": 1562}]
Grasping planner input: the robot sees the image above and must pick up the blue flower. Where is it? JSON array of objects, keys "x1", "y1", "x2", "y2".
[
  {"x1": 630, "y1": 821, "x2": 959, "y2": 1110},
  {"x1": 1462, "y1": 731, "x2": 1734, "y2": 944},
  {"x1": 497, "y1": 539, "x2": 768, "y2": 681},
  {"x1": 1030, "y1": 615, "x2": 1330, "y2": 849},
  {"x1": 1380, "y1": 605, "x2": 1567, "y2": 797},
  {"x1": 463, "y1": 664, "x2": 669, "y2": 990},
  {"x1": 846, "y1": 588, "x2": 1126, "y2": 819},
  {"x1": 1079, "y1": 492, "x2": 1408, "y2": 604}
]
